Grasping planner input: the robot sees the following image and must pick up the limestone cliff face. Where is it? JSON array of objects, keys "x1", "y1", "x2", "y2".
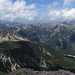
[
  {"x1": 0, "y1": 51, "x2": 20, "y2": 72},
  {"x1": 0, "y1": 49, "x2": 40, "y2": 72}
]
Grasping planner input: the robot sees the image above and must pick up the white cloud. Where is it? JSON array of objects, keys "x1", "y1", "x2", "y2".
[
  {"x1": 0, "y1": 0, "x2": 75, "y2": 23},
  {"x1": 63, "y1": 0, "x2": 74, "y2": 6},
  {"x1": 0, "y1": 0, "x2": 37, "y2": 22},
  {"x1": 47, "y1": 2, "x2": 58, "y2": 9},
  {"x1": 48, "y1": 8, "x2": 75, "y2": 21}
]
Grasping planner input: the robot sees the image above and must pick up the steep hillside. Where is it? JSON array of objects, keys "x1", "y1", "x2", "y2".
[{"x1": 0, "y1": 41, "x2": 75, "y2": 74}]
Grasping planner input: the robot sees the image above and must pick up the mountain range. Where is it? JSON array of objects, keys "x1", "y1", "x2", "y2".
[
  {"x1": 0, "y1": 21, "x2": 75, "y2": 75},
  {"x1": 10, "y1": 22, "x2": 75, "y2": 55}
]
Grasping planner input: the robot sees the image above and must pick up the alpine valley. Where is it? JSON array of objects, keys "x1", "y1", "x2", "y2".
[{"x1": 0, "y1": 21, "x2": 75, "y2": 75}]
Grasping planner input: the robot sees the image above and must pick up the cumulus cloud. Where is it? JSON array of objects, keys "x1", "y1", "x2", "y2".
[
  {"x1": 63, "y1": 0, "x2": 74, "y2": 6},
  {"x1": 46, "y1": 0, "x2": 75, "y2": 22},
  {"x1": 0, "y1": 0, "x2": 75, "y2": 23},
  {"x1": 0, "y1": 0, "x2": 37, "y2": 22},
  {"x1": 48, "y1": 8, "x2": 75, "y2": 21}
]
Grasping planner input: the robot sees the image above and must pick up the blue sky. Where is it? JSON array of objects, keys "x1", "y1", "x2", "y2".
[
  {"x1": 0, "y1": 0, "x2": 75, "y2": 23},
  {"x1": 11, "y1": 0, "x2": 75, "y2": 9}
]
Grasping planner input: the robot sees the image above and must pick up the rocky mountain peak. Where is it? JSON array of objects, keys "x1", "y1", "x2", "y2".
[{"x1": 0, "y1": 26, "x2": 29, "y2": 42}]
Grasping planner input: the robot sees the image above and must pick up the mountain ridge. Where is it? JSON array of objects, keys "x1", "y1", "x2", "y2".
[{"x1": 0, "y1": 21, "x2": 75, "y2": 75}]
